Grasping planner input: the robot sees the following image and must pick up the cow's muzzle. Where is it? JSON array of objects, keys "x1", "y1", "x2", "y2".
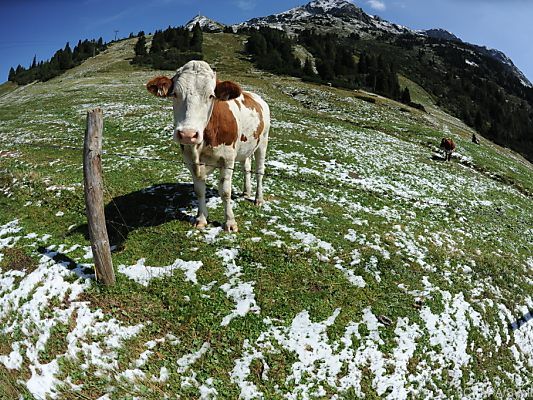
[{"x1": 176, "y1": 129, "x2": 200, "y2": 145}]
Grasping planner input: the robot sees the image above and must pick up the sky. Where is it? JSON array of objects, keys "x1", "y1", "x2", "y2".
[{"x1": 1, "y1": 0, "x2": 532, "y2": 84}]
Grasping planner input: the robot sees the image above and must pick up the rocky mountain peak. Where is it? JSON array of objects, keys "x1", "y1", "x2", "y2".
[
  {"x1": 304, "y1": 0, "x2": 362, "y2": 15},
  {"x1": 185, "y1": 14, "x2": 225, "y2": 32},
  {"x1": 424, "y1": 28, "x2": 462, "y2": 42}
]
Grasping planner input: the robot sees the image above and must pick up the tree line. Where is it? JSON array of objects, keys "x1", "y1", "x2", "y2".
[
  {"x1": 243, "y1": 27, "x2": 412, "y2": 105},
  {"x1": 132, "y1": 23, "x2": 203, "y2": 70},
  {"x1": 8, "y1": 39, "x2": 106, "y2": 85}
]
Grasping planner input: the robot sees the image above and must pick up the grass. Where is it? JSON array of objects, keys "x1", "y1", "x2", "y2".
[{"x1": 0, "y1": 33, "x2": 532, "y2": 399}]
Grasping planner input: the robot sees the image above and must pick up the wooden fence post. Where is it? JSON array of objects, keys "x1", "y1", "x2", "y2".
[{"x1": 83, "y1": 108, "x2": 115, "y2": 286}]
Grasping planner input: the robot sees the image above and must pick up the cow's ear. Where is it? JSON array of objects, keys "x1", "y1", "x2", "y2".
[
  {"x1": 215, "y1": 80, "x2": 242, "y2": 101},
  {"x1": 146, "y1": 76, "x2": 174, "y2": 97}
]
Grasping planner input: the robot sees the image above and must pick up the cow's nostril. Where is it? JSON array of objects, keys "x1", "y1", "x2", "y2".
[{"x1": 193, "y1": 132, "x2": 199, "y2": 139}]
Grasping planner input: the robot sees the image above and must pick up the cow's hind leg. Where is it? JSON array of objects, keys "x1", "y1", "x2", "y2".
[
  {"x1": 242, "y1": 157, "x2": 252, "y2": 198},
  {"x1": 220, "y1": 158, "x2": 238, "y2": 232},
  {"x1": 254, "y1": 141, "x2": 268, "y2": 206}
]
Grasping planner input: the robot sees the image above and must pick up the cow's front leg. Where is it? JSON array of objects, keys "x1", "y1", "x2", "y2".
[
  {"x1": 220, "y1": 159, "x2": 238, "y2": 232},
  {"x1": 193, "y1": 175, "x2": 208, "y2": 229}
]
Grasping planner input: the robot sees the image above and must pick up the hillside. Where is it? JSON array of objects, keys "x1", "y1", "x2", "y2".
[
  {"x1": 235, "y1": 0, "x2": 533, "y2": 162},
  {"x1": 0, "y1": 33, "x2": 532, "y2": 399}
]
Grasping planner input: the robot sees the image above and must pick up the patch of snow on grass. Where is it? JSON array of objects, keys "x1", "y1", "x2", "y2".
[
  {"x1": 217, "y1": 249, "x2": 260, "y2": 326},
  {"x1": 0, "y1": 222, "x2": 145, "y2": 399},
  {"x1": 419, "y1": 285, "x2": 491, "y2": 390},
  {"x1": 0, "y1": 219, "x2": 22, "y2": 250},
  {"x1": 177, "y1": 342, "x2": 211, "y2": 373},
  {"x1": 118, "y1": 257, "x2": 203, "y2": 286}
]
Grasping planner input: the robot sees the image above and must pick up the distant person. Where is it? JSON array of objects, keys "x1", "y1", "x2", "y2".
[{"x1": 472, "y1": 133, "x2": 480, "y2": 144}]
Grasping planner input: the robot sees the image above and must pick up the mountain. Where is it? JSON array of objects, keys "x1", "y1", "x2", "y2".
[
  {"x1": 236, "y1": 0, "x2": 409, "y2": 36},
  {"x1": 423, "y1": 28, "x2": 461, "y2": 42},
  {"x1": 237, "y1": 0, "x2": 531, "y2": 89},
  {"x1": 472, "y1": 45, "x2": 532, "y2": 88},
  {"x1": 185, "y1": 14, "x2": 225, "y2": 32},
  {"x1": 236, "y1": 0, "x2": 533, "y2": 160}
]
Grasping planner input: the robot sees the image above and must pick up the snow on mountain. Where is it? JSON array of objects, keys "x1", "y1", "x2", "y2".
[
  {"x1": 185, "y1": 15, "x2": 225, "y2": 32},
  {"x1": 236, "y1": 0, "x2": 410, "y2": 36},
  {"x1": 308, "y1": 0, "x2": 354, "y2": 12},
  {"x1": 485, "y1": 48, "x2": 532, "y2": 88}
]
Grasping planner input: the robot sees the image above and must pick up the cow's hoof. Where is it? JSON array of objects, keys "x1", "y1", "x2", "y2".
[
  {"x1": 224, "y1": 221, "x2": 239, "y2": 233},
  {"x1": 194, "y1": 219, "x2": 208, "y2": 229},
  {"x1": 254, "y1": 198, "x2": 264, "y2": 207}
]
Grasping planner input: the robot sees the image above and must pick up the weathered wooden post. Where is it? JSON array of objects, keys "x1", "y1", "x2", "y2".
[{"x1": 83, "y1": 108, "x2": 115, "y2": 285}]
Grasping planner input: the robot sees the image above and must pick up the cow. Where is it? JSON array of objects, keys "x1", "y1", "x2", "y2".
[
  {"x1": 146, "y1": 60, "x2": 270, "y2": 233},
  {"x1": 440, "y1": 138, "x2": 456, "y2": 161}
]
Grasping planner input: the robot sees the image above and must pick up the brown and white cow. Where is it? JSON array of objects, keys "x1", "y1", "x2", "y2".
[
  {"x1": 147, "y1": 60, "x2": 270, "y2": 232},
  {"x1": 440, "y1": 138, "x2": 456, "y2": 161}
]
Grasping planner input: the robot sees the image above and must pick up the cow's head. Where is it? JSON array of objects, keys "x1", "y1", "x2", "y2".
[{"x1": 147, "y1": 60, "x2": 242, "y2": 145}]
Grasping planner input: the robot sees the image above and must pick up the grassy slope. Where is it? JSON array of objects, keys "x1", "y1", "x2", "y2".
[{"x1": 0, "y1": 34, "x2": 532, "y2": 399}]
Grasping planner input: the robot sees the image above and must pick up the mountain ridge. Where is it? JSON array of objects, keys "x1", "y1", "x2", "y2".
[
  {"x1": 183, "y1": 1, "x2": 531, "y2": 88},
  {"x1": 228, "y1": 0, "x2": 532, "y2": 87}
]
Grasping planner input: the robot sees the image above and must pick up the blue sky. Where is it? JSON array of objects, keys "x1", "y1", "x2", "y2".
[{"x1": 1, "y1": 0, "x2": 532, "y2": 84}]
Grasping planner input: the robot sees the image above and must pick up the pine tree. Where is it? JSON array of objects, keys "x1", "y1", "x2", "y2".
[
  {"x1": 31, "y1": 55, "x2": 37, "y2": 69},
  {"x1": 134, "y1": 34, "x2": 147, "y2": 57},
  {"x1": 8, "y1": 67, "x2": 15, "y2": 82},
  {"x1": 401, "y1": 87, "x2": 411, "y2": 104},
  {"x1": 358, "y1": 52, "x2": 368, "y2": 74},
  {"x1": 302, "y1": 58, "x2": 315, "y2": 77},
  {"x1": 73, "y1": 40, "x2": 83, "y2": 62},
  {"x1": 59, "y1": 42, "x2": 73, "y2": 70},
  {"x1": 190, "y1": 22, "x2": 203, "y2": 53},
  {"x1": 150, "y1": 31, "x2": 165, "y2": 54}
]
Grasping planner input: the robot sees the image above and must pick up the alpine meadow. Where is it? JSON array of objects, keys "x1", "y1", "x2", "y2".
[{"x1": 0, "y1": 0, "x2": 532, "y2": 399}]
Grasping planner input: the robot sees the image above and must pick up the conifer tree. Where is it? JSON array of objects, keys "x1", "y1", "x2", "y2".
[
  {"x1": 134, "y1": 34, "x2": 147, "y2": 57},
  {"x1": 59, "y1": 43, "x2": 73, "y2": 70},
  {"x1": 302, "y1": 58, "x2": 315, "y2": 77},
  {"x1": 401, "y1": 87, "x2": 411, "y2": 104},
  {"x1": 190, "y1": 22, "x2": 203, "y2": 53}
]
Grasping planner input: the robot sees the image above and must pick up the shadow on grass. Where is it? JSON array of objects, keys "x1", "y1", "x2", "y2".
[
  {"x1": 431, "y1": 153, "x2": 448, "y2": 162},
  {"x1": 73, "y1": 182, "x2": 218, "y2": 250},
  {"x1": 37, "y1": 245, "x2": 95, "y2": 279}
]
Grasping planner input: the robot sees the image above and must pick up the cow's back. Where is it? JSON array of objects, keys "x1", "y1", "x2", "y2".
[{"x1": 229, "y1": 91, "x2": 270, "y2": 162}]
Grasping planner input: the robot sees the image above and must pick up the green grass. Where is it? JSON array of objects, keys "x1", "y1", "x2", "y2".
[{"x1": 0, "y1": 33, "x2": 532, "y2": 399}]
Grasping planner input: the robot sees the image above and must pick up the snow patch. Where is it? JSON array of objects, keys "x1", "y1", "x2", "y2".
[{"x1": 118, "y1": 257, "x2": 203, "y2": 286}]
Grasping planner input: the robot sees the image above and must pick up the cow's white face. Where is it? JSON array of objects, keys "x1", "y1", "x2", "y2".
[
  {"x1": 146, "y1": 60, "x2": 243, "y2": 146},
  {"x1": 171, "y1": 61, "x2": 217, "y2": 145}
]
